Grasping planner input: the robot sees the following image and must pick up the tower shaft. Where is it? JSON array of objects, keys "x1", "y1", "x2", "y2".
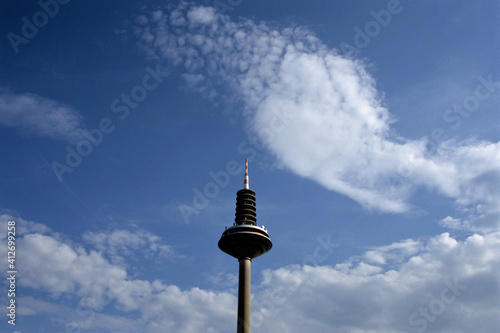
[{"x1": 237, "y1": 258, "x2": 251, "y2": 333}]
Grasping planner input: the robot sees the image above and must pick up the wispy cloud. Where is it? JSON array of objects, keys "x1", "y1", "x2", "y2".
[
  {"x1": 82, "y1": 227, "x2": 185, "y2": 266},
  {"x1": 132, "y1": 2, "x2": 500, "y2": 231},
  {"x1": 0, "y1": 91, "x2": 89, "y2": 143}
]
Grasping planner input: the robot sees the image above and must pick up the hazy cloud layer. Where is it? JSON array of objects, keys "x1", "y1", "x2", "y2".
[
  {"x1": 132, "y1": 2, "x2": 500, "y2": 232},
  {"x1": 1, "y1": 214, "x2": 498, "y2": 332},
  {"x1": 0, "y1": 92, "x2": 89, "y2": 143}
]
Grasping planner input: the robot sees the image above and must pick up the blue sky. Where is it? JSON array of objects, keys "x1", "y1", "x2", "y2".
[{"x1": 0, "y1": 0, "x2": 499, "y2": 332}]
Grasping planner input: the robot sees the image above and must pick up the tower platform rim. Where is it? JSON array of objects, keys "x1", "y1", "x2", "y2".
[{"x1": 223, "y1": 224, "x2": 269, "y2": 232}]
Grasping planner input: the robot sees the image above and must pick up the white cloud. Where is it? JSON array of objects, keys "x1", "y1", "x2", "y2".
[
  {"x1": 439, "y1": 216, "x2": 471, "y2": 230},
  {"x1": 17, "y1": 296, "x2": 143, "y2": 332},
  {"x1": 253, "y1": 232, "x2": 500, "y2": 333},
  {"x1": 364, "y1": 238, "x2": 421, "y2": 266},
  {"x1": 132, "y1": 2, "x2": 500, "y2": 231},
  {"x1": 0, "y1": 92, "x2": 89, "y2": 143},
  {"x1": 1, "y1": 215, "x2": 498, "y2": 332},
  {"x1": 0, "y1": 215, "x2": 236, "y2": 331},
  {"x1": 18, "y1": 233, "x2": 127, "y2": 299},
  {"x1": 82, "y1": 227, "x2": 184, "y2": 266},
  {"x1": 187, "y1": 6, "x2": 216, "y2": 25},
  {"x1": 0, "y1": 212, "x2": 53, "y2": 236}
]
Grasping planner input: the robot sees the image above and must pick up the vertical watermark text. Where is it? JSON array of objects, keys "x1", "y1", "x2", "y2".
[{"x1": 6, "y1": 220, "x2": 17, "y2": 325}]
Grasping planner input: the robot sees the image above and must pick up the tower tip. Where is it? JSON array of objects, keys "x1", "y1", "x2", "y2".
[{"x1": 244, "y1": 159, "x2": 249, "y2": 189}]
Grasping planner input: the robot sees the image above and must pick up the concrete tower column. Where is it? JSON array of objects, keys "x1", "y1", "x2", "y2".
[{"x1": 237, "y1": 258, "x2": 251, "y2": 333}]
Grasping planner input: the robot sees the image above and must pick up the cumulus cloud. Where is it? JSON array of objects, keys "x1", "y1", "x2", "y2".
[
  {"x1": 1, "y1": 215, "x2": 498, "y2": 332},
  {"x1": 253, "y1": 232, "x2": 500, "y2": 333},
  {"x1": 18, "y1": 233, "x2": 127, "y2": 299},
  {"x1": 0, "y1": 215, "x2": 236, "y2": 331},
  {"x1": 363, "y1": 238, "x2": 421, "y2": 266},
  {"x1": 131, "y1": 2, "x2": 500, "y2": 231},
  {"x1": 0, "y1": 91, "x2": 89, "y2": 143},
  {"x1": 20, "y1": 237, "x2": 234, "y2": 332}
]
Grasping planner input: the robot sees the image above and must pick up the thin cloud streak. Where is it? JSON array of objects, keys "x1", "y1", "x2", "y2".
[{"x1": 0, "y1": 92, "x2": 89, "y2": 144}]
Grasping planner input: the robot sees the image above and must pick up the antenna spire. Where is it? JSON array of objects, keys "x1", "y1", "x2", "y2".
[{"x1": 244, "y1": 158, "x2": 249, "y2": 189}]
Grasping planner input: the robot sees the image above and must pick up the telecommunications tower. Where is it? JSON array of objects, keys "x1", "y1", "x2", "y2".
[{"x1": 218, "y1": 159, "x2": 273, "y2": 333}]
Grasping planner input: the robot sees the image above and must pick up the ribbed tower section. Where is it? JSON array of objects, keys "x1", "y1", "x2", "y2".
[
  {"x1": 234, "y1": 188, "x2": 257, "y2": 226},
  {"x1": 218, "y1": 159, "x2": 272, "y2": 333}
]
